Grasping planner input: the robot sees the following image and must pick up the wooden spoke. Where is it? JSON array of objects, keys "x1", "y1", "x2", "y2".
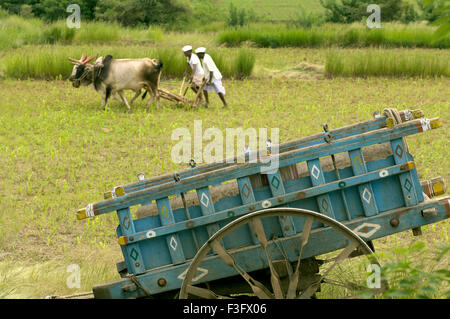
[
  {"x1": 322, "y1": 278, "x2": 367, "y2": 291},
  {"x1": 298, "y1": 242, "x2": 359, "y2": 299},
  {"x1": 186, "y1": 285, "x2": 231, "y2": 299},
  {"x1": 252, "y1": 218, "x2": 284, "y2": 299},
  {"x1": 179, "y1": 208, "x2": 385, "y2": 300},
  {"x1": 286, "y1": 216, "x2": 313, "y2": 299},
  {"x1": 209, "y1": 240, "x2": 274, "y2": 299}
]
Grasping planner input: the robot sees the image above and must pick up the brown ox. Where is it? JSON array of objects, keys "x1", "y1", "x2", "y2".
[{"x1": 68, "y1": 54, "x2": 163, "y2": 110}]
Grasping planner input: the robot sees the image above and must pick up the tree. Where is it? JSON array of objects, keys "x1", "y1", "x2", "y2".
[
  {"x1": 95, "y1": 0, "x2": 189, "y2": 27},
  {"x1": 423, "y1": 0, "x2": 450, "y2": 39},
  {"x1": 319, "y1": 0, "x2": 418, "y2": 23}
]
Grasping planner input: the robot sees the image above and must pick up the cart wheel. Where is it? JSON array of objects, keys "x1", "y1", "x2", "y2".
[{"x1": 179, "y1": 208, "x2": 387, "y2": 299}]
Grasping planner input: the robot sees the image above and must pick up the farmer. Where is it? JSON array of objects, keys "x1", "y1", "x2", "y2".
[
  {"x1": 195, "y1": 47, "x2": 228, "y2": 108},
  {"x1": 182, "y1": 45, "x2": 205, "y2": 102}
]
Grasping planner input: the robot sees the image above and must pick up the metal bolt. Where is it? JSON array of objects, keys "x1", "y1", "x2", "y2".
[
  {"x1": 135, "y1": 262, "x2": 140, "y2": 267},
  {"x1": 157, "y1": 278, "x2": 167, "y2": 287},
  {"x1": 390, "y1": 218, "x2": 399, "y2": 227},
  {"x1": 129, "y1": 236, "x2": 134, "y2": 241}
]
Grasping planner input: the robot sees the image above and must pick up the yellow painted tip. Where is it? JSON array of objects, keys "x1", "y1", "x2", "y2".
[
  {"x1": 430, "y1": 119, "x2": 442, "y2": 129},
  {"x1": 401, "y1": 161, "x2": 415, "y2": 171},
  {"x1": 118, "y1": 236, "x2": 128, "y2": 246},
  {"x1": 433, "y1": 181, "x2": 445, "y2": 197},
  {"x1": 104, "y1": 191, "x2": 112, "y2": 199},
  {"x1": 76, "y1": 209, "x2": 87, "y2": 220},
  {"x1": 412, "y1": 110, "x2": 424, "y2": 119},
  {"x1": 386, "y1": 118, "x2": 395, "y2": 128},
  {"x1": 115, "y1": 187, "x2": 125, "y2": 197}
]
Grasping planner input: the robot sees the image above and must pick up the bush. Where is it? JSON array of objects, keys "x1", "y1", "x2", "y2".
[
  {"x1": 73, "y1": 22, "x2": 120, "y2": 44},
  {"x1": 325, "y1": 49, "x2": 450, "y2": 78},
  {"x1": 233, "y1": 48, "x2": 255, "y2": 79},
  {"x1": 362, "y1": 242, "x2": 450, "y2": 299},
  {"x1": 41, "y1": 22, "x2": 75, "y2": 44},
  {"x1": 319, "y1": 0, "x2": 419, "y2": 24},
  {"x1": 147, "y1": 25, "x2": 164, "y2": 41},
  {"x1": 217, "y1": 23, "x2": 450, "y2": 49},
  {"x1": 2, "y1": 46, "x2": 255, "y2": 80}
]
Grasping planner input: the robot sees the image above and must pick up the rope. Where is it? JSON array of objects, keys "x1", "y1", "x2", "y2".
[
  {"x1": 382, "y1": 108, "x2": 402, "y2": 125},
  {"x1": 382, "y1": 108, "x2": 409, "y2": 152}
]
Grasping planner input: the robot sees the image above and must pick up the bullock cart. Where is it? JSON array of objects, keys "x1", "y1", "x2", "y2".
[{"x1": 70, "y1": 108, "x2": 447, "y2": 299}]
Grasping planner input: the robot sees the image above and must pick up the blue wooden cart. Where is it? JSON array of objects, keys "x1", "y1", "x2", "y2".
[{"x1": 75, "y1": 108, "x2": 448, "y2": 299}]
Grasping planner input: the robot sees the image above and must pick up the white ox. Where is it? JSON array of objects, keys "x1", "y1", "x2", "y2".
[{"x1": 68, "y1": 54, "x2": 163, "y2": 110}]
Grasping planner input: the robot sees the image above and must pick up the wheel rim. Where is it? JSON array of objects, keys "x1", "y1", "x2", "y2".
[{"x1": 179, "y1": 208, "x2": 387, "y2": 299}]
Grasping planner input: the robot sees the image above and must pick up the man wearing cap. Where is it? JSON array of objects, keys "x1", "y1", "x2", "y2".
[
  {"x1": 195, "y1": 47, "x2": 228, "y2": 108},
  {"x1": 182, "y1": 45, "x2": 205, "y2": 101}
]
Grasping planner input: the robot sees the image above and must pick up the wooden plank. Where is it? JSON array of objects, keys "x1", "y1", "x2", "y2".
[
  {"x1": 156, "y1": 197, "x2": 186, "y2": 265},
  {"x1": 390, "y1": 138, "x2": 418, "y2": 207},
  {"x1": 116, "y1": 207, "x2": 146, "y2": 274},
  {"x1": 266, "y1": 170, "x2": 296, "y2": 236},
  {"x1": 237, "y1": 177, "x2": 259, "y2": 244},
  {"x1": 116, "y1": 110, "x2": 423, "y2": 195},
  {"x1": 196, "y1": 186, "x2": 220, "y2": 237},
  {"x1": 86, "y1": 118, "x2": 440, "y2": 217},
  {"x1": 348, "y1": 149, "x2": 379, "y2": 217},
  {"x1": 117, "y1": 162, "x2": 417, "y2": 243}
]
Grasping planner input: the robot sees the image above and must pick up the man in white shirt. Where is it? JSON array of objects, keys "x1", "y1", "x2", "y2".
[
  {"x1": 182, "y1": 45, "x2": 205, "y2": 102},
  {"x1": 195, "y1": 47, "x2": 228, "y2": 109}
]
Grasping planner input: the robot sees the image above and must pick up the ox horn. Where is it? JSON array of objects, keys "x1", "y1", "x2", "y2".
[
  {"x1": 68, "y1": 57, "x2": 81, "y2": 65},
  {"x1": 82, "y1": 56, "x2": 95, "y2": 65},
  {"x1": 80, "y1": 53, "x2": 85, "y2": 63}
]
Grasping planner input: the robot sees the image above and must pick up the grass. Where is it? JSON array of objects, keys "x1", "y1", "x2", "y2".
[
  {"x1": 1, "y1": 46, "x2": 255, "y2": 80},
  {"x1": 218, "y1": 0, "x2": 324, "y2": 22},
  {"x1": 0, "y1": 72, "x2": 448, "y2": 298},
  {"x1": 325, "y1": 49, "x2": 450, "y2": 78},
  {"x1": 217, "y1": 23, "x2": 450, "y2": 48}
]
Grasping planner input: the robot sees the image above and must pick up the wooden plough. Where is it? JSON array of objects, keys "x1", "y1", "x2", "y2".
[{"x1": 157, "y1": 77, "x2": 207, "y2": 108}]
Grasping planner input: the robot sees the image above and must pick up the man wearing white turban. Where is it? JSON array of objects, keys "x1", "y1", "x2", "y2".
[
  {"x1": 182, "y1": 45, "x2": 205, "y2": 103},
  {"x1": 195, "y1": 47, "x2": 228, "y2": 109}
]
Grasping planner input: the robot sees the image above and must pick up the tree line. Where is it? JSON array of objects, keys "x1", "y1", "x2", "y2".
[{"x1": 0, "y1": 0, "x2": 448, "y2": 28}]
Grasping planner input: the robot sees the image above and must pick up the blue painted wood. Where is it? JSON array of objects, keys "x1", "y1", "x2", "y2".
[
  {"x1": 90, "y1": 118, "x2": 430, "y2": 217},
  {"x1": 266, "y1": 170, "x2": 296, "y2": 236},
  {"x1": 348, "y1": 149, "x2": 379, "y2": 217},
  {"x1": 116, "y1": 207, "x2": 146, "y2": 274},
  {"x1": 123, "y1": 162, "x2": 411, "y2": 244},
  {"x1": 119, "y1": 115, "x2": 396, "y2": 195},
  {"x1": 390, "y1": 138, "x2": 418, "y2": 207},
  {"x1": 156, "y1": 198, "x2": 186, "y2": 265},
  {"x1": 95, "y1": 197, "x2": 449, "y2": 299},
  {"x1": 237, "y1": 177, "x2": 259, "y2": 244},
  {"x1": 196, "y1": 187, "x2": 220, "y2": 238},
  {"x1": 307, "y1": 159, "x2": 336, "y2": 219}
]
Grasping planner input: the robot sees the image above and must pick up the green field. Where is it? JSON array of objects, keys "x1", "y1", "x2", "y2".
[
  {"x1": 0, "y1": 70, "x2": 448, "y2": 297},
  {"x1": 0, "y1": 4, "x2": 449, "y2": 299},
  {"x1": 217, "y1": 0, "x2": 324, "y2": 21}
]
